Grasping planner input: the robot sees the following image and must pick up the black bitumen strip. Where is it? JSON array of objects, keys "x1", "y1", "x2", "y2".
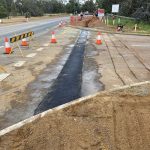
[{"x1": 34, "y1": 30, "x2": 88, "y2": 115}]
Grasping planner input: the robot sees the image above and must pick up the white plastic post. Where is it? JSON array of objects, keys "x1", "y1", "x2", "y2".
[
  {"x1": 105, "y1": 19, "x2": 107, "y2": 24},
  {"x1": 118, "y1": 18, "x2": 121, "y2": 24},
  {"x1": 113, "y1": 20, "x2": 115, "y2": 25},
  {"x1": 134, "y1": 24, "x2": 137, "y2": 31},
  {"x1": 107, "y1": 16, "x2": 109, "y2": 25}
]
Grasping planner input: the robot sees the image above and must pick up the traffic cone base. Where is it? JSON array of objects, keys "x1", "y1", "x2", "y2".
[
  {"x1": 96, "y1": 40, "x2": 102, "y2": 45},
  {"x1": 5, "y1": 47, "x2": 12, "y2": 54},
  {"x1": 51, "y1": 39, "x2": 57, "y2": 43},
  {"x1": 21, "y1": 38, "x2": 29, "y2": 46}
]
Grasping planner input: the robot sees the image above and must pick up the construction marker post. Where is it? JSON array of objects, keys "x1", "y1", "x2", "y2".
[
  {"x1": 104, "y1": 18, "x2": 107, "y2": 24},
  {"x1": 107, "y1": 16, "x2": 109, "y2": 25},
  {"x1": 134, "y1": 24, "x2": 138, "y2": 32},
  {"x1": 118, "y1": 18, "x2": 121, "y2": 24},
  {"x1": 112, "y1": 15, "x2": 115, "y2": 25}
]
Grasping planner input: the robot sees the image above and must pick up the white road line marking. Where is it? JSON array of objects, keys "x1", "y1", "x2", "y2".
[
  {"x1": 43, "y1": 43, "x2": 49, "y2": 47},
  {"x1": 0, "y1": 46, "x2": 4, "y2": 49},
  {"x1": 68, "y1": 44, "x2": 75, "y2": 48},
  {"x1": 26, "y1": 53, "x2": 37, "y2": 58},
  {"x1": 36, "y1": 48, "x2": 44, "y2": 51},
  {"x1": 132, "y1": 44, "x2": 150, "y2": 47},
  {"x1": 14, "y1": 61, "x2": 26, "y2": 67},
  {"x1": 0, "y1": 73, "x2": 10, "y2": 81}
]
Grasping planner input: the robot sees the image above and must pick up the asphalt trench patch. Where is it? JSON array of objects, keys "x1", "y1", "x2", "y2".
[{"x1": 34, "y1": 30, "x2": 88, "y2": 114}]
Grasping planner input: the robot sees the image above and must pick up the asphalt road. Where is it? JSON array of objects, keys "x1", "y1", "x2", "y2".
[
  {"x1": 0, "y1": 17, "x2": 69, "y2": 47},
  {"x1": 34, "y1": 30, "x2": 88, "y2": 114}
]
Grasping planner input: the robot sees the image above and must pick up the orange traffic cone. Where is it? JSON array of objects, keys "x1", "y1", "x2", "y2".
[
  {"x1": 96, "y1": 32, "x2": 102, "y2": 45},
  {"x1": 21, "y1": 38, "x2": 28, "y2": 46},
  {"x1": 5, "y1": 37, "x2": 12, "y2": 54},
  {"x1": 51, "y1": 32, "x2": 57, "y2": 43}
]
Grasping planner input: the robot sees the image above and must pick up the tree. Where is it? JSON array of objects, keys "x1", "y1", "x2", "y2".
[
  {"x1": 50, "y1": 0, "x2": 66, "y2": 13},
  {"x1": 16, "y1": 0, "x2": 44, "y2": 16},
  {"x1": 41, "y1": 1, "x2": 53, "y2": 14},
  {"x1": 5, "y1": 0, "x2": 13, "y2": 18},
  {"x1": 15, "y1": 0, "x2": 24, "y2": 15},
  {"x1": 81, "y1": 0, "x2": 96, "y2": 13},
  {"x1": 11, "y1": 1, "x2": 17, "y2": 16},
  {"x1": 132, "y1": 2, "x2": 150, "y2": 22},
  {"x1": 96, "y1": 0, "x2": 149, "y2": 16},
  {"x1": 0, "y1": 0, "x2": 7, "y2": 18},
  {"x1": 66, "y1": 0, "x2": 81, "y2": 13}
]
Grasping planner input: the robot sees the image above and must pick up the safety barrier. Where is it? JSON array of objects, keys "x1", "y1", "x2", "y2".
[{"x1": 4, "y1": 31, "x2": 34, "y2": 57}]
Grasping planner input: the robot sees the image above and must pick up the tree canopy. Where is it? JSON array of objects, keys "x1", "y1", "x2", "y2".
[
  {"x1": 0, "y1": 0, "x2": 149, "y2": 22},
  {"x1": 81, "y1": 0, "x2": 96, "y2": 13},
  {"x1": 0, "y1": 0, "x2": 7, "y2": 18},
  {"x1": 96, "y1": 0, "x2": 150, "y2": 22}
]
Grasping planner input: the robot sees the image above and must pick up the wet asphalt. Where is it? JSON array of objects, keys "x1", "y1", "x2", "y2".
[{"x1": 34, "y1": 30, "x2": 88, "y2": 114}]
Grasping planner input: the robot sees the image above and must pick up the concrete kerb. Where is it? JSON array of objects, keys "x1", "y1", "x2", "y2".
[
  {"x1": 0, "y1": 80, "x2": 150, "y2": 136},
  {"x1": 68, "y1": 25, "x2": 150, "y2": 37}
]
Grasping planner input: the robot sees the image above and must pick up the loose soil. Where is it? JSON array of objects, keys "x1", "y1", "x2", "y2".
[
  {"x1": 0, "y1": 83, "x2": 150, "y2": 150},
  {"x1": 74, "y1": 16, "x2": 115, "y2": 32}
]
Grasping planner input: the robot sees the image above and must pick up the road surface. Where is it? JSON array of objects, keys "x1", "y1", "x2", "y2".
[
  {"x1": 35, "y1": 30, "x2": 88, "y2": 114},
  {"x1": 0, "y1": 17, "x2": 68, "y2": 47}
]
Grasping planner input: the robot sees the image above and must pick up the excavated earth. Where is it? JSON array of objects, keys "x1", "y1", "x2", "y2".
[
  {"x1": 75, "y1": 16, "x2": 103, "y2": 28},
  {"x1": 0, "y1": 82, "x2": 150, "y2": 150}
]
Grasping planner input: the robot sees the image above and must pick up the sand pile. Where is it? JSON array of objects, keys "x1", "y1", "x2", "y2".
[
  {"x1": 76, "y1": 16, "x2": 102, "y2": 28},
  {"x1": 0, "y1": 82, "x2": 150, "y2": 150}
]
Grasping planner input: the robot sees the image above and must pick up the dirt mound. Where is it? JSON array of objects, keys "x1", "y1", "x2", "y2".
[
  {"x1": 88, "y1": 17, "x2": 102, "y2": 27},
  {"x1": 76, "y1": 16, "x2": 93, "y2": 27},
  {"x1": 0, "y1": 82, "x2": 150, "y2": 150},
  {"x1": 76, "y1": 16, "x2": 103, "y2": 28}
]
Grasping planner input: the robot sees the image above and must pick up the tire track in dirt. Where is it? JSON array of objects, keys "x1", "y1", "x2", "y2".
[
  {"x1": 102, "y1": 35, "x2": 126, "y2": 85},
  {"x1": 113, "y1": 34, "x2": 150, "y2": 72},
  {"x1": 108, "y1": 34, "x2": 139, "y2": 81}
]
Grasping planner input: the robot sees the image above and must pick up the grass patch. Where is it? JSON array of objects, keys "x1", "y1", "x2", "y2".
[{"x1": 107, "y1": 16, "x2": 150, "y2": 34}]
